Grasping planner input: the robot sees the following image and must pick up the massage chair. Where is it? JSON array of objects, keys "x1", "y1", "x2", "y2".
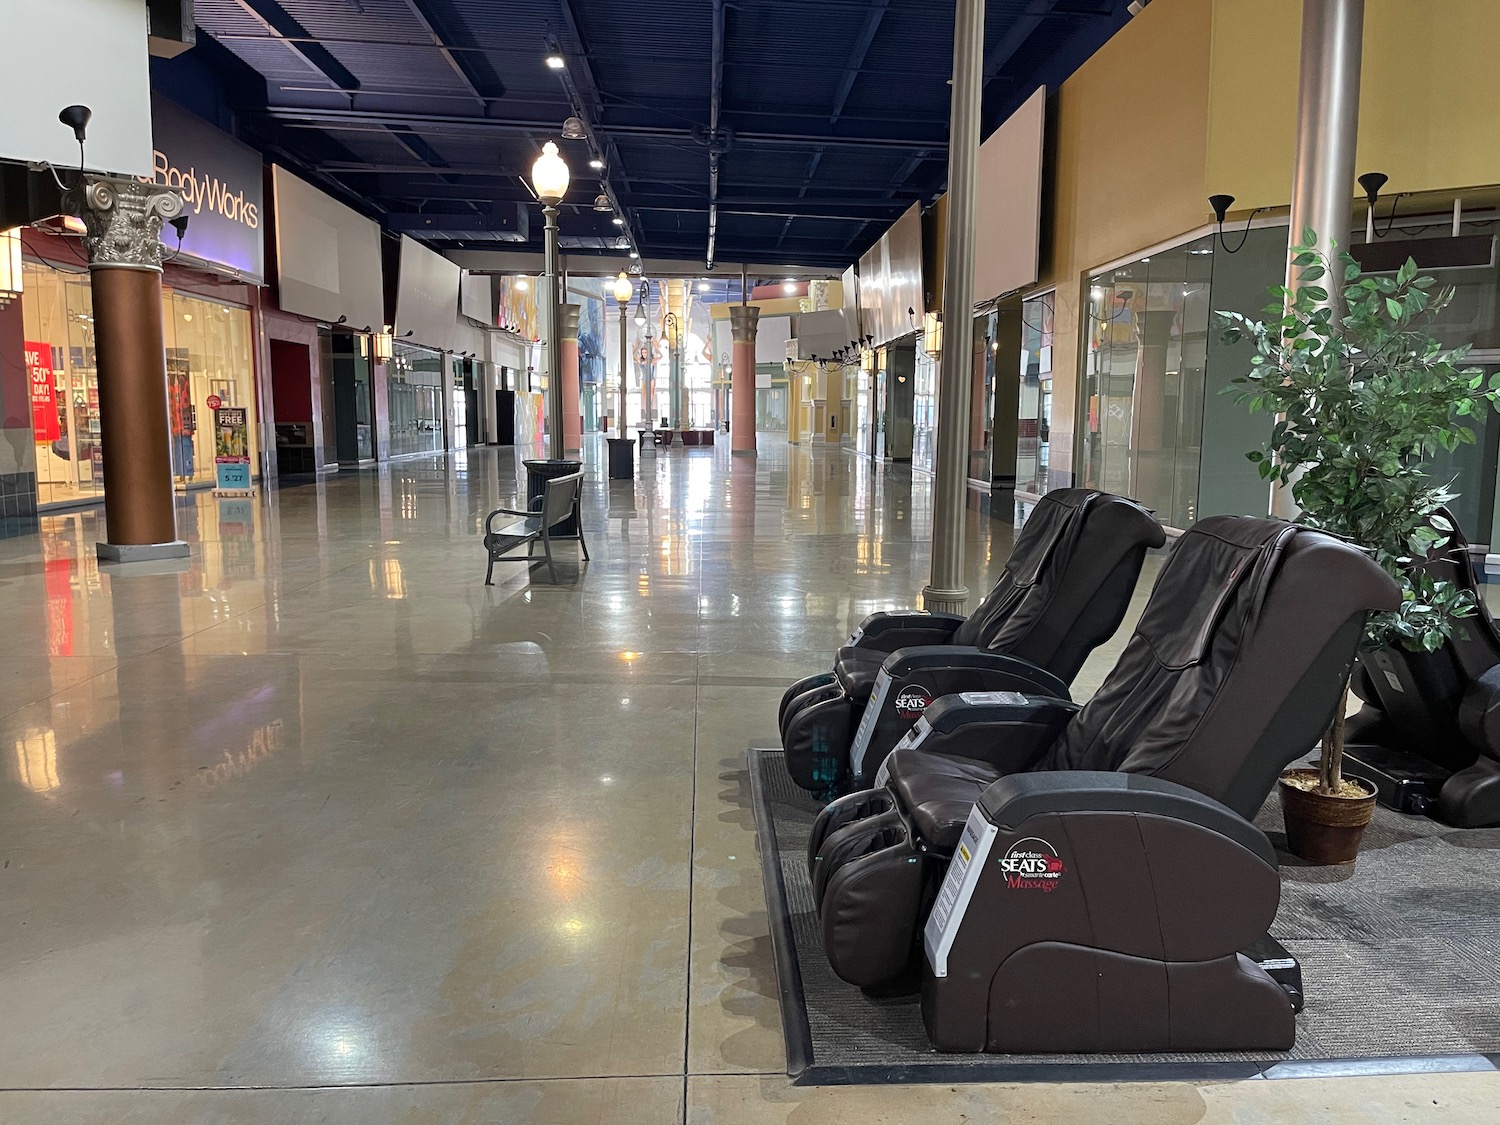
[
  {"x1": 803, "y1": 516, "x2": 1400, "y2": 1053},
  {"x1": 1344, "y1": 512, "x2": 1500, "y2": 827},
  {"x1": 779, "y1": 489, "x2": 1165, "y2": 796}
]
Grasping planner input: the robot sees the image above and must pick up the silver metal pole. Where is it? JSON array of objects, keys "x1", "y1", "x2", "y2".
[
  {"x1": 618, "y1": 300, "x2": 628, "y2": 435},
  {"x1": 543, "y1": 203, "x2": 563, "y2": 460},
  {"x1": 1271, "y1": 0, "x2": 1363, "y2": 518},
  {"x1": 922, "y1": 0, "x2": 984, "y2": 614}
]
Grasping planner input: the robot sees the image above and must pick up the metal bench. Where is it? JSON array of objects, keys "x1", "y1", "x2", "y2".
[{"x1": 482, "y1": 470, "x2": 590, "y2": 585}]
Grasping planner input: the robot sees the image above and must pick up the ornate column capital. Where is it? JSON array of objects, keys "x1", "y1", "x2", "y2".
[
  {"x1": 66, "y1": 175, "x2": 185, "y2": 272},
  {"x1": 559, "y1": 303, "x2": 581, "y2": 341},
  {"x1": 729, "y1": 305, "x2": 760, "y2": 344}
]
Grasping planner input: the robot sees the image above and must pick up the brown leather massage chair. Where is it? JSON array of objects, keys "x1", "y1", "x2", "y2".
[
  {"x1": 778, "y1": 489, "x2": 1164, "y2": 796},
  {"x1": 1343, "y1": 511, "x2": 1500, "y2": 827},
  {"x1": 804, "y1": 516, "x2": 1400, "y2": 1053}
]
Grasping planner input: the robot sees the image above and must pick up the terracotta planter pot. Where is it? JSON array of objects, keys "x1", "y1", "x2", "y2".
[{"x1": 1278, "y1": 768, "x2": 1378, "y2": 865}]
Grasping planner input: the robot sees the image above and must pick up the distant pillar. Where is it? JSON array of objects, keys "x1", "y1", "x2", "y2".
[
  {"x1": 559, "y1": 303, "x2": 582, "y2": 454},
  {"x1": 730, "y1": 305, "x2": 760, "y2": 455},
  {"x1": 67, "y1": 176, "x2": 189, "y2": 562}
]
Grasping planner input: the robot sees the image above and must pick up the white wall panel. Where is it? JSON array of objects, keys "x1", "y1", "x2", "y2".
[{"x1": 0, "y1": 0, "x2": 152, "y2": 177}]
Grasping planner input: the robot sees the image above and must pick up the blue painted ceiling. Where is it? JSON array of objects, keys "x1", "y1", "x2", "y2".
[{"x1": 175, "y1": 0, "x2": 1130, "y2": 270}]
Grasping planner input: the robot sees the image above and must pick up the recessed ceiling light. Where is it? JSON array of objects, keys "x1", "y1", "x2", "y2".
[
  {"x1": 612, "y1": 216, "x2": 625, "y2": 226},
  {"x1": 589, "y1": 158, "x2": 605, "y2": 170},
  {"x1": 697, "y1": 280, "x2": 710, "y2": 292},
  {"x1": 545, "y1": 54, "x2": 565, "y2": 70}
]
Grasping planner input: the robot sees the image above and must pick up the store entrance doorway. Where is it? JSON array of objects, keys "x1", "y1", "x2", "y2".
[{"x1": 269, "y1": 339, "x2": 316, "y2": 475}]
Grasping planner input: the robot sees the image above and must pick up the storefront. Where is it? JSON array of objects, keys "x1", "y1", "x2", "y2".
[
  {"x1": 386, "y1": 341, "x2": 445, "y2": 458},
  {"x1": 11, "y1": 95, "x2": 268, "y2": 512},
  {"x1": 20, "y1": 254, "x2": 260, "y2": 508}
]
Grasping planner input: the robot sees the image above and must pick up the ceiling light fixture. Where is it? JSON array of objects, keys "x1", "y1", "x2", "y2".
[
  {"x1": 545, "y1": 54, "x2": 565, "y2": 70},
  {"x1": 592, "y1": 193, "x2": 612, "y2": 212},
  {"x1": 612, "y1": 216, "x2": 625, "y2": 226},
  {"x1": 697, "y1": 280, "x2": 710, "y2": 293},
  {"x1": 561, "y1": 116, "x2": 587, "y2": 141},
  {"x1": 589, "y1": 157, "x2": 605, "y2": 170},
  {"x1": 516, "y1": 277, "x2": 530, "y2": 291},
  {"x1": 782, "y1": 278, "x2": 797, "y2": 294},
  {"x1": 628, "y1": 249, "x2": 639, "y2": 259}
]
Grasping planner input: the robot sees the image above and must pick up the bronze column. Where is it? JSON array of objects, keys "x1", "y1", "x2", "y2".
[{"x1": 68, "y1": 176, "x2": 188, "y2": 562}]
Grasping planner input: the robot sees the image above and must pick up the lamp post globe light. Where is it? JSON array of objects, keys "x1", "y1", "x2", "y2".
[{"x1": 532, "y1": 140, "x2": 570, "y2": 459}]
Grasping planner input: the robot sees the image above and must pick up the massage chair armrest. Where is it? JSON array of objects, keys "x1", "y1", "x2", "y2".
[
  {"x1": 843, "y1": 649, "x2": 1072, "y2": 786},
  {"x1": 878, "y1": 692, "x2": 1080, "y2": 780},
  {"x1": 865, "y1": 646, "x2": 1071, "y2": 699},
  {"x1": 848, "y1": 611, "x2": 967, "y2": 653},
  {"x1": 977, "y1": 771, "x2": 1277, "y2": 869}
]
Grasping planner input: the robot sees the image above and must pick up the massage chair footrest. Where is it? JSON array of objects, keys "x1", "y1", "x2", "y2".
[{"x1": 1341, "y1": 743, "x2": 1446, "y2": 816}]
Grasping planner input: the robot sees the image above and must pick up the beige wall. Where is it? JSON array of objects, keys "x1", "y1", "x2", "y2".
[
  {"x1": 1208, "y1": 0, "x2": 1500, "y2": 211},
  {"x1": 1038, "y1": 0, "x2": 1214, "y2": 484}
]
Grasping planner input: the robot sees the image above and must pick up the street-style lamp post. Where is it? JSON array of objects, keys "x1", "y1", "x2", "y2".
[
  {"x1": 613, "y1": 271, "x2": 633, "y2": 434},
  {"x1": 663, "y1": 310, "x2": 682, "y2": 427},
  {"x1": 531, "y1": 140, "x2": 570, "y2": 460}
]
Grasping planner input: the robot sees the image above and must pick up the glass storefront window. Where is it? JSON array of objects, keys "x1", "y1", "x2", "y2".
[
  {"x1": 160, "y1": 290, "x2": 258, "y2": 488},
  {"x1": 756, "y1": 384, "x2": 788, "y2": 432},
  {"x1": 1081, "y1": 236, "x2": 1212, "y2": 529},
  {"x1": 387, "y1": 342, "x2": 444, "y2": 458},
  {"x1": 22, "y1": 261, "x2": 258, "y2": 507},
  {"x1": 1018, "y1": 291, "x2": 1055, "y2": 496}
]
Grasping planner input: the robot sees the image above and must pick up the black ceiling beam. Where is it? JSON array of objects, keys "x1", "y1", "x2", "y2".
[
  {"x1": 828, "y1": 0, "x2": 889, "y2": 125},
  {"x1": 230, "y1": 0, "x2": 359, "y2": 91},
  {"x1": 396, "y1": 0, "x2": 503, "y2": 105},
  {"x1": 982, "y1": 0, "x2": 1112, "y2": 82},
  {"x1": 256, "y1": 107, "x2": 946, "y2": 151}
]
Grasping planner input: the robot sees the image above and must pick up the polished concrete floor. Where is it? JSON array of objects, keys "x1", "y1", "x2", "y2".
[{"x1": 0, "y1": 435, "x2": 1494, "y2": 1123}]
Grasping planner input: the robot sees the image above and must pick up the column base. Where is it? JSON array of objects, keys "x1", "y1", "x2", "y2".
[
  {"x1": 97, "y1": 540, "x2": 191, "y2": 564},
  {"x1": 731, "y1": 448, "x2": 758, "y2": 457},
  {"x1": 921, "y1": 584, "x2": 970, "y2": 615}
]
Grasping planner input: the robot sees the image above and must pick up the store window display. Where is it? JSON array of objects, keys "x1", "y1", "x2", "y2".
[
  {"x1": 1081, "y1": 237, "x2": 1211, "y2": 530},
  {"x1": 21, "y1": 260, "x2": 260, "y2": 508},
  {"x1": 387, "y1": 342, "x2": 444, "y2": 458}
]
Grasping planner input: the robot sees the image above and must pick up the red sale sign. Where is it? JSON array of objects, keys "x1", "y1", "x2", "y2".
[{"x1": 24, "y1": 342, "x2": 59, "y2": 442}]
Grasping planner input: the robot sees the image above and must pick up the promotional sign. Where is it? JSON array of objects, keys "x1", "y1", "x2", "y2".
[
  {"x1": 214, "y1": 406, "x2": 252, "y2": 491},
  {"x1": 24, "y1": 341, "x2": 59, "y2": 442},
  {"x1": 149, "y1": 95, "x2": 265, "y2": 281}
]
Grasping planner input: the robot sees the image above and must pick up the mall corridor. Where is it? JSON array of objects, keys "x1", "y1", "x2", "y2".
[{"x1": 0, "y1": 440, "x2": 1492, "y2": 1122}]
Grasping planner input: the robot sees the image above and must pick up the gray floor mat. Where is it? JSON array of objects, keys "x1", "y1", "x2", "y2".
[{"x1": 749, "y1": 747, "x2": 1500, "y2": 1084}]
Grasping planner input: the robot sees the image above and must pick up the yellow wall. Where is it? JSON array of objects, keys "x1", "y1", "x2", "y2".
[
  {"x1": 1208, "y1": 0, "x2": 1500, "y2": 211},
  {"x1": 1039, "y1": 0, "x2": 1214, "y2": 482}
]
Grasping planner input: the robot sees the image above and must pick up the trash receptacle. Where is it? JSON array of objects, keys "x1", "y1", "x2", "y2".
[
  {"x1": 523, "y1": 458, "x2": 583, "y2": 535},
  {"x1": 605, "y1": 436, "x2": 635, "y2": 481}
]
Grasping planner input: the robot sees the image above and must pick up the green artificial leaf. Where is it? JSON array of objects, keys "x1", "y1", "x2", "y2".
[{"x1": 1385, "y1": 297, "x2": 1404, "y2": 320}]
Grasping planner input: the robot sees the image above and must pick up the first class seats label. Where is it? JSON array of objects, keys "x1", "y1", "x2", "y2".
[
  {"x1": 893, "y1": 684, "x2": 934, "y2": 719},
  {"x1": 999, "y1": 837, "x2": 1066, "y2": 892}
]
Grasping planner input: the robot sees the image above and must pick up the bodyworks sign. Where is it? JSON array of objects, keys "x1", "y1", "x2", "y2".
[{"x1": 149, "y1": 95, "x2": 265, "y2": 282}]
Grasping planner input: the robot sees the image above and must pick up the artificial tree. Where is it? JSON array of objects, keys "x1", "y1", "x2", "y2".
[{"x1": 1221, "y1": 232, "x2": 1500, "y2": 799}]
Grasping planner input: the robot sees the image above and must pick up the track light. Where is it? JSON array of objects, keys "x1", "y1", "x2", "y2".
[{"x1": 545, "y1": 54, "x2": 565, "y2": 70}]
